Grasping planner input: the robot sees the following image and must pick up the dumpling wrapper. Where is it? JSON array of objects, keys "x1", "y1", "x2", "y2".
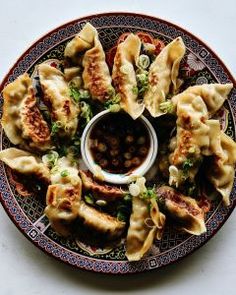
[
  {"x1": 38, "y1": 64, "x2": 79, "y2": 137},
  {"x1": 144, "y1": 37, "x2": 186, "y2": 117},
  {"x1": 112, "y1": 34, "x2": 144, "y2": 119},
  {"x1": 77, "y1": 201, "x2": 126, "y2": 240},
  {"x1": 0, "y1": 148, "x2": 50, "y2": 182},
  {"x1": 64, "y1": 23, "x2": 95, "y2": 62},
  {"x1": 157, "y1": 186, "x2": 206, "y2": 235},
  {"x1": 80, "y1": 170, "x2": 125, "y2": 202},
  {"x1": 126, "y1": 196, "x2": 165, "y2": 261},
  {"x1": 1, "y1": 73, "x2": 52, "y2": 151},
  {"x1": 169, "y1": 83, "x2": 233, "y2": 187},
  {"x1": 172, "y1": 83, "x2": 233, "y2": 116},
  {"x1": 64, "y1": 23, "x2": 113, "y2": 103},
  {"x1": 45, "y1": 181, "x2": 82, "y2": 237},
  {"x1": 169, "y1": 94, "x2": 209, "y2": 187},
  {"x1": 204, "y1": 121, "x2": 236, "y2": 206}
]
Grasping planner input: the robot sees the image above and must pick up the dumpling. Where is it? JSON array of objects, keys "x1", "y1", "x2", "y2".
[
  {"x1": 144, "y1": 37, "x2": 186, "y2": 117},
  {"x1": 64, "y1": 23, "x2": 95, "y2": 63},
  {"x1": 45, "y1": 157, "x2": 125, "y2": 239},
  {"x1": 0, "y1": 148, "x2": 50, "y2": 182},
  {"x1": 126, "y1": 196, "x2": 165, "y2": 261},
  {"x1": 172, "y1": 83, "x2": 233, "y2": 116},
  {"x1": 45, "y1": 181, "x2": 82, "y2": 237},
  {"x1": 38, "y1": 64, "x2": 79, "y2": 137},
  {"x1": 157, "y1": 186, "x2": 206, "y2": 235},
  {"x1": 44, "y1": 155, "x2": 82, "y2": 236},
  {"x1": 169, "y1": 94, "x2": 209, "y2": 187},
  {"x1": 205, "y1": 122, "x2": 236, "y2": 206},
  {"x1": 112, "y1": 34, "x2": 144, "y2": 119},
  {"x1": 76, "y1": 201, "x2": 126, "y2": 240},
  {"x1": 1, "y1": 73, "x2": 52, "y2": 151},
  {"x1": 64, "y1": 23, "x2": 113, "y2": 103},
  {"x1": 169, "y1": 83, "x2": 233, "y2": 188},
  {"x1": 80, "y1": 170, "x2": 125, "y2": 202}
]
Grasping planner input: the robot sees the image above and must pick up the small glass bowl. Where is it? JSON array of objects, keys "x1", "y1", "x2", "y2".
[{"x1": 80, "y1": 110, "x2": 158, "y2": 184}]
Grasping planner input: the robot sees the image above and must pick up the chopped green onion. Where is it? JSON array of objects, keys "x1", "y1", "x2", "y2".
[
  {"x1": 80, "y1": 101, "x2": 93, "y2": 124},
  {"x1": 159, "y1": 100, "x2": 174, "y2": 114},
  {"x1": 104, "y1": 93, "x2": 121, "y2": 110},
  {"x1": 84, "y1": 194, "x2": 95, "y2": 205},
  {"x1": 182, "y1": 158, "x2": 194, "y2": 176},
  {"x1": 45, "y1": 151, "x2": 59, "y2": 167},
  {"x1": 137, "y1": 54, "x2": 150, "y2": 69},
  {"x1": 60, "y1": 170, "x2": 69, "y2": 177},
  {"x1": 51, "y1": 121, "x2": 62, "y2": 136},
  {"x1": 109, "y1": 104, "x2": 121, "y2": 112},
  {"x1": 136, "y1": 71, "x2": 149, "y2": 96},
  {"x1": 124, "y1": 194, "x2": 132, "y2": 202},
  {"x1": 69, "y1": 86, "x2": 90, "y2": 103},
  {"x1": 132, "y1": 86, "x2": 139, "y2": 95},
  {"x1": 107, "y1": 86, "x2": 116, "y2": 99},
  {"x1": 140, "y1": 186, "x2": 158, "y2": 201}
]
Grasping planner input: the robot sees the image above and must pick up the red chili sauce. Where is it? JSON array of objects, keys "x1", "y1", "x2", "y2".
[{"x1": 89, "y1": 112, "x2": 150, "y2": 174}]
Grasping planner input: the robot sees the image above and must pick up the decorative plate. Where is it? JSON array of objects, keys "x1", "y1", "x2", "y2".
[{"x1": 0, "y1": 12, "x2": 235, "y2": 274}]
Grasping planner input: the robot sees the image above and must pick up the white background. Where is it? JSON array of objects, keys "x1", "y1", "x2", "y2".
[{"x1": 0, "y1": 1, "x2": 236, "y2": 294}]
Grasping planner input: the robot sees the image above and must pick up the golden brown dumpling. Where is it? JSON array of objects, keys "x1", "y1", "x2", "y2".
[
  {"x1": 0, "y1": 148, "x2": 50, "y2": 182},
  {"x1": 144, "y1": 37, "x2": 186, "y2": 117},
  {"x1": 1, "y1": 73, "x2": 52, "y2": 151},
  {"x1": 172, "y1": 83, "x2": 233, "y2": 116},
  {"x1": 77, "y1": 201, "x2": 126, "y2": 240},
  {"x1": 126, "y1": 197, "x2": 165, "y2": 261},
  {"x1": 112, "y1": 34, "x2": 144, "y2": 119},
  {"x1": 64, "y1": 23, "x2": 113, "y2": 103},
  {"x1": 45, "y1": 182, "x2": 82, "y2": 237},
  {"x1": 80, "y1": 170, "x2": 124, "y2": 202},
  {"x1": 157, "y1": 186, "x2": 206, "y2": 235},
  {"x1": 38, "y1": 64, "x2": 79, "y2": 137},
  {"x1": 205, "y1": 121, "x2": 236, "y2": 206}
]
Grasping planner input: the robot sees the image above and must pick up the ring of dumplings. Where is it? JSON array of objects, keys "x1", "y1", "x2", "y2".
[{"x1": 1, "y1": 23, "x2": 236, "y2": 262}]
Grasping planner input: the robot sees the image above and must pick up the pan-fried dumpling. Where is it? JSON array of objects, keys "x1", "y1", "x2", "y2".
[
  {"x1": 45, "y1": 181, "x2": 82, "y2": 237},
  {"x1": 64, "y1": 23, "x2": 113, "y2": 103},
  {"x1": 44, "y1": 156, "x2": 82, "y2": 236},
  {"x1": 0, "y1": 148, "x2": 50, "y2": 182},
  {"x1": 38, "y1": 64, "x2": 79, "y2": 137},
  {"x1": 169, "y1": 94, "x2": 209, "y2": 187},
  {"x1": 112, "y1": 34, "x2": 144, "y2": 119},
  {"x1": 157, "y1": 186, "x2": 206, "y2": 235},
  {"x1": 169, "y1": 83, "x2": 233, "y2": 187},
  {"x1": 2, "y1": 73, "x2": 52, "y2": 151},
  {"x1": 126, "y1": 196, "x2": 165, "y2": 261},
  {"x1": 77, "y1": 201, "x2": 126, "y2": 240},
  {"x1": 172, "y1": 83, "x2": 233, "y2": 116},
  {"x1": 144, "y1": 37, "x2": 186, "y2": 117},
  {"x1": 64, "y1": 23, "x2": 95, "y2": 63},
  {"x1": 205, "y1": 123, "x2": 236, "y2": 206},
  {"x1": 80, "y1": 170, "x2": 124, "y2": 202}
]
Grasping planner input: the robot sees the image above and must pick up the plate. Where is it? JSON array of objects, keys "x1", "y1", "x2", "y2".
[{"x1": 0, "y1": 12, "x2": 236, "y2": 274}]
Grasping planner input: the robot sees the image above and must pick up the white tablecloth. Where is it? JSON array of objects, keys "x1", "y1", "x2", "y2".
[{"x1": 0, "y1": 1, "x2": 235, "y2": 294}]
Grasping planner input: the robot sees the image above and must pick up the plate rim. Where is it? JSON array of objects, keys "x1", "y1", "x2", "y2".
[{"x1": 0, "y1": 12, "x2": 236, "y2": 274}]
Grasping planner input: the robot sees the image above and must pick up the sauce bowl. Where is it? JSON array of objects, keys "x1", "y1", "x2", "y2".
[{"x1": 80, "y1": 110, "x2": 158, "y2": 184}]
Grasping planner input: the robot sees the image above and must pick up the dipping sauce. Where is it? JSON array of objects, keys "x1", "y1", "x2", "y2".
[{"x1": 89, "y1": 112, "x2": 150, "y2": 174}]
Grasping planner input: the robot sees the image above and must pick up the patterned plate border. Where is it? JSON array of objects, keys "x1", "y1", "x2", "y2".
[{"x1": 0, "y1": 12, "x2": 236, "y2": 274}]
